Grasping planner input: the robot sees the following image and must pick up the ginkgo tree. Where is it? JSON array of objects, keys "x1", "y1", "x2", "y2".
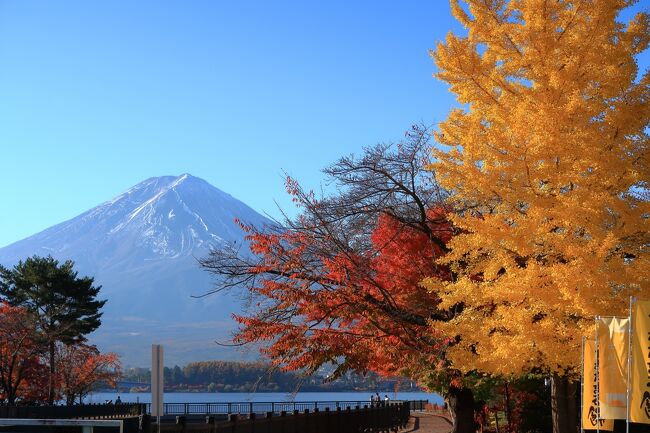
[{"x1": 427, "y1": 1, "x2": 648, "y2": 432}]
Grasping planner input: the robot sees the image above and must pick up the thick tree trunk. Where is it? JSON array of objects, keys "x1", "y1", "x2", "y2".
[
  {"x1": 551, "y1": 374, "x2": 578, "y2": 433},
  {"x1": 447, "y1": 386, "x2": 476, "y2": 433}
]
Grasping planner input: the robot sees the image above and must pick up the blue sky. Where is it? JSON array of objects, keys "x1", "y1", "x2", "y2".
[{"x1": 0, "y1": 1, "x2": 647, "y2": 248}]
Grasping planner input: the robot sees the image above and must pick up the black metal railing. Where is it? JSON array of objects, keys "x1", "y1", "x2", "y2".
[
  {"x1": 0, "y1": 401, "x2": 419, "y2": 433},
  {"x1": 156, "y1": 402, "x2": 411, "y2": 433},
  {"x1": 145, "y1": 399, "x2": 427, "y2": 415},
  {"x1": 405, "y1": 399, "x2": 427, "y2": 411}
]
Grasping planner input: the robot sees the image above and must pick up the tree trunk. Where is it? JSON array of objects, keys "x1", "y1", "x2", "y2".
[
  {"x1": 447, "y1": 386, "x2": 476, "y2": 433},
  {"x1": 4, "y1": 370, "x2": 21, "y2": 405},
  {"x1": 551, "y1": 373, "x2": 578, "y2": 433},
  {"x1": 48, "y1": 341, "x2": 55, "y2": 405},
  {"x1": 504, "y1": 382, "x2": 512, "y2": 431}
]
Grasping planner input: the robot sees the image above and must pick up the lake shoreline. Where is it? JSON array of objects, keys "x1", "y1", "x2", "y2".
[{"x1": 88, "y1": 391, "x2": 444, "y2": 406}]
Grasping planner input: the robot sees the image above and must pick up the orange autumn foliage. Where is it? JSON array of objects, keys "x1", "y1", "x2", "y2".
[
  {"x1": 57, "y1": 343, "x2": 121, "y2": 405},
  {"x1": 0, "y1": 303, "x2": 49, "y2": 404},
  {"x1": 428, "y1": 0, "x2": 650, "y2": 376}
]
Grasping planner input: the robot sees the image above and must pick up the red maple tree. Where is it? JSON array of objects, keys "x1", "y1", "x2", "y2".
[
  {"x1": 202, "y1": 127, "x2": 476, "y2": 432},
  {"x1": 0, "y1": 303, "x2": 49, "y2": 404},
  {"x1": 57, "y1": 343, "x2": 121, "y2": 405},
  {"x1": 232, "y1": 209, "x2": 453, "y2": 374}
]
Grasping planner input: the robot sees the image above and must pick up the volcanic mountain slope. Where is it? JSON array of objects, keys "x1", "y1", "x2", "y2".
[{"x1": 0, "y1": 174, "x2": 273, "y2": 366}]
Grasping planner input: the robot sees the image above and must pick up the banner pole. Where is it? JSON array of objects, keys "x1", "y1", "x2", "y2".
[
  {"x1": 626, "y1": 297, "x2": 634, "y2": 433},
  {"x1": 581, "y1": 336, "x2": 585, "y2": 433},
  {"x1": 595, "y1": 316, "x2": 600, "y2": 433}
]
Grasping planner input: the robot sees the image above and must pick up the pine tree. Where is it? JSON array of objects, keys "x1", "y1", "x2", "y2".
[
  {"x1": 426, "y1": 1, "x2": 648, "y2": 432},
  {"x1": 0, "y1": 255, "x2": 106, "y2": 404}
]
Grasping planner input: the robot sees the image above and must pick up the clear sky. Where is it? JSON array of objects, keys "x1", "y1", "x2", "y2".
[{"x1": 0, "y1": 1, "x2": 647, "y2": 248}]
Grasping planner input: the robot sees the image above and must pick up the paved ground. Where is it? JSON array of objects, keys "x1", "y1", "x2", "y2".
[{"x1": 402, "y1": 411, "x2": 453, "y2": 433}]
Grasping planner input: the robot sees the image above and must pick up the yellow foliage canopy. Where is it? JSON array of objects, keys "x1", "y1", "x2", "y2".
[{"x1": 427, "y1": 0, "x2": 649, "y2": 376}]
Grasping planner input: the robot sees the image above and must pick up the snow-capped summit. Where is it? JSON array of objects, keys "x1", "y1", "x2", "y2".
[
  {"x1": 0, "y1": 174, "x2": 273, "y2": 366},
  {"x1": 0, "y1": 173, "x2": 269, "y2": 270}
]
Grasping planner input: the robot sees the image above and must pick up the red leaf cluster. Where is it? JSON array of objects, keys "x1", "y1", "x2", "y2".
[
  {"x1": 232, "y1": 208, "x2": 455, "y2": 382},
  {"x1": 0, "y1": 302, "x2": 121, "y2": 405},
  {"x1": 0, "y1": 303, "x2": 49, "y2": 404}
]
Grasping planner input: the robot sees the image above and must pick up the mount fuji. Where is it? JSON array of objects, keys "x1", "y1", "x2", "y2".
[{"x1": 0, "y1": 174, "x2": 273, "y2": 366}]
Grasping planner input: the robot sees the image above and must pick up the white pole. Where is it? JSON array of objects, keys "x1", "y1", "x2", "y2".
[
  {"x1": 151, "y1": 345, "x2": 164, "y2": 433},
  {"x1": 626, "y1": 297, "x2": 634, "y2": 433}
]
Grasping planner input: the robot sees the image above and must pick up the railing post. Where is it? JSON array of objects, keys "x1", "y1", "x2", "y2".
[
  {"x1": 228, "y1": 413, "x2": 237, "y2": 433},
  {"x1": 324, "y1": 407, "x2": 330, "y2": 433},
  {"x1": 265, "y1": 412, "x2": 274, "y2": 433},
  {"x1": 404, "y1": 402, "x2": 408, "y2": 428},
  {"x1": 304, "y1": 409, "x2": 309, "y2": 433},
  {"x1": 279, "y1": 411, "x2": 287, "y2": 433},
  {"x1": 345, "y1": 406, "x2": 351, "y2": 433},
  {"x1": 336, "y1": 407, "x2": 341, "y2": 433}
]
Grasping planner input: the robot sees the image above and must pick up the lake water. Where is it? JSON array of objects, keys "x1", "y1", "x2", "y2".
[{"x1": 88, "y1": 391, "x2": 443, "y2": 405}]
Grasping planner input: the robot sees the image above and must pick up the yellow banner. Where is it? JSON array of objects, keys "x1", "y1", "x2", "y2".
[
  {"x1": 630, "y1": 300, "x2": 650, "y2": 424},
  {"x1": 582, "y1": 339, "x2": 614, "y2": 430},
  {"x1": 596, "y1": 317, "x2": 629, "y2": 420}
]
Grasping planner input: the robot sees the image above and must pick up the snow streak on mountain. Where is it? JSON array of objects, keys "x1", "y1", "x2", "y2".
[
  {"x1": 0, "y1": 174, "x2": 273, "y2": 366},
  {"x1": 0, "y1": 173, "x2": 269, "y2": 268}
]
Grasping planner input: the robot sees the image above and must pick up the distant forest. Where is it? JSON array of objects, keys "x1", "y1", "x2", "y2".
[{"x1": 120, "y1": 360, "x2": 417, "y2": 393}]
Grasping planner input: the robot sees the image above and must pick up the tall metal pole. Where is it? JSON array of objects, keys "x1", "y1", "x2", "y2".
[
  {"x1": 581, "y1": 336, "x2": 585, "y2": 433},
  {"x1": 626, "y1": 297, "x2": 634, "y2": 433},
  {"x1": 595, "y1": 316, "x2": 600, "y2": 433}
]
